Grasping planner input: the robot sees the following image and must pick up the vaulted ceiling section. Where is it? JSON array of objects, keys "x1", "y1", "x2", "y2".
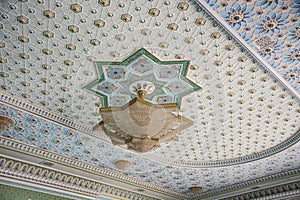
[{"x1": 0, "y1": 0, "x2": 299, "y2": 199}]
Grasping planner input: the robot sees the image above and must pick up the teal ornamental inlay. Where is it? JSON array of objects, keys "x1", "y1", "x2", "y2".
[{"x1": 84, "y1": 49, "x2": 201, "y2": 108}]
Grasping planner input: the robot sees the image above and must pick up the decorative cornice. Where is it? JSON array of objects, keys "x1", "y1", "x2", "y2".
[
  {"x1": 1, "y1": 137, "x2": 299, "y2": 200},
  {"x1": 0, "y1": 156, "x2": 159, "y2": 200},
  {"x1": 193, "y1": 168, "x2": 300, "y2": 199},
  {"x1": 255, "y1": 190, "x2": 300, "y2": 200},
  {"x1": 0, "y1": 137, "x2": 186, "y2": 199},
  {"x1": 221, "y1": 182, "x2": 300, "y2": 200}
]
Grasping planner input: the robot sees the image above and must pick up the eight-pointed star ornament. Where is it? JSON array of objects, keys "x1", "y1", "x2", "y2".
[{"x1": 84, "y1": 48, "x2": 201, "y2": 108}]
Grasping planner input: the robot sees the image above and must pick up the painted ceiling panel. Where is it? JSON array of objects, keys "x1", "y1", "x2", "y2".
[
  {"x1": 0, "y1": 0, "x2": 299, "y2": 199},
  {"x1": 206, "y1": 0, "x2": 300, "y2": 92}
]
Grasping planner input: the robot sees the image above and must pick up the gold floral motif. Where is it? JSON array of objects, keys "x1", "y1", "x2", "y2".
[
  {"x1": 19, "y1": 53, "x2": 30, "y2": 59},
  {"x1": 43, "y1": 30, "x2": 54, "y2": 38},
  {"x1": 42, "y1": 64, "x2": 51, "y2": 70},
  {"x1": 211, "y1": 32, "x2": 221, "y2": 39},
  {"x1": 94, "y1": 19, "x2": 105, "y2": 28},
  {"x1": 238, "y1": 56, "x2": 247, "y2": 62},
  {"x1": 148, "y1": 8, "x2": 160, "y2": 17},
  {"x1": 42, "y1": 48, "x2": 53, "y2": 55},
  {"x1": 98, "y1": 0, "x2": 110, "y2": 7},
  {"x1": 90, "y1": 39, "x2": 100, "y2": 46},
  {"x1": 167, "y1": 23, "x2": 178, "y2": 31},
  {"x1": 62, "y1": 74, "x2": 71, "y2": 79},
  {"x1": 200, "y1": 49, "x2": 209, "y2": 55},
  {"x1": 195, "y1": 18, "x2": 206, "y2": 26},
  {"x1": 177, "y1": 2, "x2": 189, "y2": 11},
  {"x1": 18, "y1": 35, "x2": 29, "y2": 43},
  {"x1": 66, "y1": 43, "x2": 76, "y2": 51},
  {"x1": 21, "y1": 82, "x2": 30, "y2": 86},
  {"x1": 226, "y1": 45, "x2": 235, "y2": 51},
  {"x1": 17, "y1": 15, "x2": 29, "y2": 24},
  {"x1": 64, "y1": 60, "x2": 74, "y2": 66},
  {"x1": 41, "y1": 78, "x2": 51, "y2": 83},
  {"x1": 215, "y1": 60, "x2": 223, "y2": 66},
  {"x1": 43, "y1": 10, "x2": 55, "y2": 19},
  {"x1": 70, "y1": 4, "x2": 82, "y2": 13},
  {"x1": 121, "y1": 13, "x2": 132, "y2": 22},
  {"x1": 68, "y1": 25, "x2": 79, "y2": 33}
]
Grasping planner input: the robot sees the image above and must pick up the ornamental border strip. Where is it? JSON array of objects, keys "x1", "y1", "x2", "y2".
[
  {"x1": 221, "y1": 181, "x2": 300, "y2": 200},
  {"x1": 192, "y1": 168, "x2": 300, "y2": 199},
  {"x1": 0, "y1": 137, "x2": 186, "y2": 199},
  {"x1": 2, "y1": 91, "x2": 300, "y2": 168},
  {"x1": 0, "y1": 156, "x2": 158, "y2": 200},
  {"x1": 253, "y1": 189, "x2": 300, "y2": 200}
]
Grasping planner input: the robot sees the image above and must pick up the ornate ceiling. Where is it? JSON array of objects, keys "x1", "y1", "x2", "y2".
[{"x1": 0, "y1": 0, "x2": 299, "y2": 199}]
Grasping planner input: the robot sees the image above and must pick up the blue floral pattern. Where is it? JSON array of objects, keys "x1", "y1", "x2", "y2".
[
  {"x1": 260, "y1": 39, "x2": 284, "y2": 60},
  {"x1": 283, "y1": 67, "x2": 300, "y2": 90},
  {"x1": 284, "y1": 48, "x2": 300, "y2": 65},
  {"x1": 210, "y1": 0, "x2": 300, "y2": 92},
  {"x1": 220, "y1": 3, "x2": 254, "y2": 30},
  {"x1": 254, "y1": 11, "x2": 289, "y2": 35}
]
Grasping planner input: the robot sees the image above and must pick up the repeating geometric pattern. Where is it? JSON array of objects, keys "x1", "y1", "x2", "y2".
[
  {"x1": 207, "y1": 0, "x2": 300, "y2": 92},
  {"x1": 0, "y1": 0, "x2": 300, "y2": 197}
]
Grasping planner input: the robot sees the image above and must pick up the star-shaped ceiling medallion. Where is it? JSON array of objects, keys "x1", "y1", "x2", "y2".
[{"x1": 84, "y1": 48, "x2": 201, "y2": 108}]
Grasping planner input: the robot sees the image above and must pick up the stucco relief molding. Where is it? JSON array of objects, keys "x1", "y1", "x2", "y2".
[
  {"x1": 0, "y1": 137, "x2": 185, "y2": 198},
  {"x1": 0, "y1": 156, "x2": 159, "y2": 200}
]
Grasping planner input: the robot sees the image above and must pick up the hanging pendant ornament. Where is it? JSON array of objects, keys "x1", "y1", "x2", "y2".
[{"x1": 94, "y1": 86, "x2": 192, "y2": 153}]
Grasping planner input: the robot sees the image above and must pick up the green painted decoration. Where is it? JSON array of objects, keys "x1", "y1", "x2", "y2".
[{"x1": 84, "y1": 48, "x2": 201, "y2": 108}]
